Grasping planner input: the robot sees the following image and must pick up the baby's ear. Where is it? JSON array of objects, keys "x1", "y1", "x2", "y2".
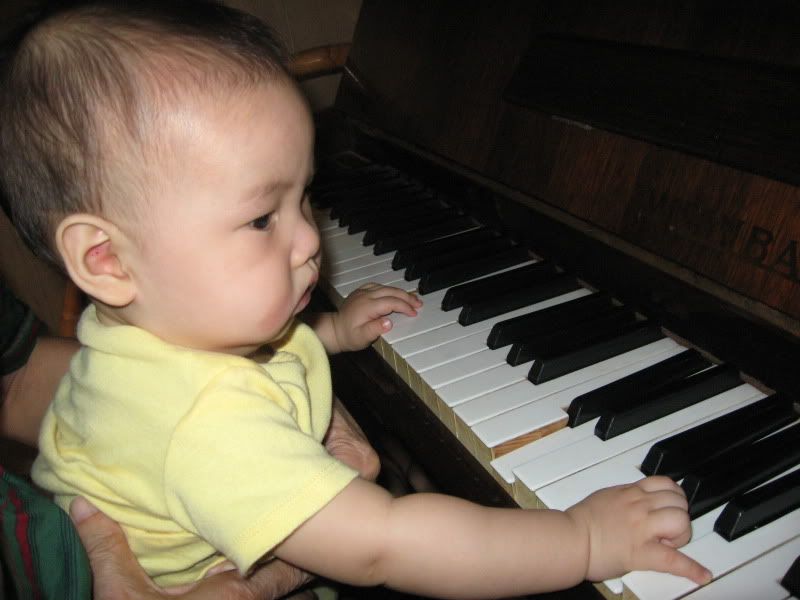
[{"x1": 55, "y1": 214, "x2": 136, "y2": 307}]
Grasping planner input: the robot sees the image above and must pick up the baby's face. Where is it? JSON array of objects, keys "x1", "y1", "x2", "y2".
[{"x1": 125, "y1": 80, "x2": 320, "y2": 354}]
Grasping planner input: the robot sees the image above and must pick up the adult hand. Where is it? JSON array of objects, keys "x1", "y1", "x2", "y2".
[
  {"x1": 324, "y1": 398, "x2": 380, "y2": 481},
  {"x1": 70, "y1": 497, "x2": 314, "y2": 600}
]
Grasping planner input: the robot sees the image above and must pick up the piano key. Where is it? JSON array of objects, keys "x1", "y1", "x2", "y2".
[
  {"x1": 417, "y1": 245, "x2": 531, "y2": 294},
  {"x1": 462, "y1": 342, "x2": 688, "y2": 453},
  {"x1": 345, "y1": 195, "x2": 442, "y2": 231},
  {"x1": 392, "y1": 298, "x2": 574, "y2": 360},
  {"x1": 321, "y1": 230, "x2": 375, "y2": 265},
  {"x1": 362, "y1": 207, "x2": 463, "y2": 245},
  {"x1": 567, "y1": 348, "x2": 711, "y2": 427},
  {"x1": 641, "y1": 393, "x2": 797, "y2": 479},
  {"x1": 405, "y1": 328, "x2": 492, "y2": 373},
  {"x1": 327, "y1": 180, "x2": 415, "y2": 218},
  {"x1": 322, "y1": 251, "x2": 393, "y2": 277},
  {"x1": 783, "y1": 552, "x2": 800, "y2": 598},
  {"x1": 313, "y1": 208, "x2": 342, "y2": 232},
  {"x1": 458, "y1": 275, "x2": 583, "y2": 325},
  {"x1": 529, "y1": 321, "x2": 666, "y2": 383},
  {"x1": 338, "y1": 189, "x2": 434, "y2": 227},
  {"x1": 458, "y1": 337, "x2": 684, "y2": 427},
  {"x1": 715, "y1": 467, "x2": 800, "y2": 541},
  {"x1": 373, "y1": 215, "x2": 480, "y2": 254},
  {"x1": 441, "y1": 261, "x2": 560, "y2": 310},
  {"x1": 391, "y1": 288, "x2": 592, "y2": 360},
  {"x1": 380, "y1": 260, "x2": 540, "y2": 344},
  {"x1": 530, "y1": 387, "x2": 766, "y2": 511},
  {"x1": 621, "y1": 510, "x2": 800, "y2": 600},
  {"x1": 506, "y1": 306, "x2": 637, "y2": 366},
  {"x1": 595, "y1": 364, "x2": 742, "y2": 440},
  {"x1": 682, "y1": 536, "x2": 800, "y2": 600},
  {"x1": 404, "y1": 237, "x2": 514, "y2": 281},
  {"x1": 392, "y1": 227, "x2": 501, "y2": 269},
  {"x1": 515, "y1": 384, "x2": 764, "y2": 496},
  {"x1": 327, "y1": 256, "x2": 395, "y2": 287},
  {"x1": 336, "y1": 270, "x2": 414, "y2": 298},
  {"x1": 682, "y1": 422, "x2": 800, "y2": 519},
  {"x1": 486, "y1": 291, "x2": 616, "y2": 349}
]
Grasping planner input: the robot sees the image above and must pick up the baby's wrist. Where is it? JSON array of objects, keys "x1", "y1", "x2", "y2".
[{"x1": 564, "y1": 504, "x2": 593, "y2": 581}]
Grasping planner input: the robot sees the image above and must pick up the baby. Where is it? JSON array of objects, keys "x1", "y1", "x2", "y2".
[{"x1": 0, "y1": 1, "x2": 710, "y2": 596}]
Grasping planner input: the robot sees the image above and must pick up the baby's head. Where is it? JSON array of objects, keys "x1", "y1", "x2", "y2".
[{"x1": 1, "y1": 0, "x2": 321, "y2": 353}]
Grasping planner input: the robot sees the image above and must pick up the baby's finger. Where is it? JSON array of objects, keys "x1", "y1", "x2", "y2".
[
  {"x1": 637, "y1": 475, "x2": 685, "y2": 496},
  {"x1": 644, "y1": 506, "x2": 693, "y2": 547},
  {"x1": 363, "y1": 284, "x2": 422, "y2": 307},
  {"x1": 639, "y1": 541, "x2": 712, "y2": 586},
  {"x1": 365, "y1": 295, "x2": 420, "y2": 318}
]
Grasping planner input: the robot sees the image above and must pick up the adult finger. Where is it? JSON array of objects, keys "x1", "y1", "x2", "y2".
[{"x1": 70, "y1": 497, "x2": 159, "y2": 600}]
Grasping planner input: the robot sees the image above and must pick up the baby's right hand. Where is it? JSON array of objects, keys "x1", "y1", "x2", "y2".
[{"x1": 565, "y1": 476, "x2": 712, "y2": 585}]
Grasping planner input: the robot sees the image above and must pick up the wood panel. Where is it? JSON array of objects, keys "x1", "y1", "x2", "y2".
[{"x1": 336, "y1": 0, "x2": 800, "y2": 327}]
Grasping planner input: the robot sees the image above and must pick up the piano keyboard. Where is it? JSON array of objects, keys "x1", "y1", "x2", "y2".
[{"x1": 312, "y1": 163, "x2": 800, "y2": 600}]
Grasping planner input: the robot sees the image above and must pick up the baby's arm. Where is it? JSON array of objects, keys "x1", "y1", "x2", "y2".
[
  {"x1": 276, "y1": 476, "x2": 710, "y2": 599},
  {"x1": 309, "y1": 283, "x2": 422, "y2": 354}
]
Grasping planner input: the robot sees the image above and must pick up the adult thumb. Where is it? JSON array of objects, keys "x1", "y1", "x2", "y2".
[{"x1": 70, "y1": 496, "x2": 156, "y2": 599}]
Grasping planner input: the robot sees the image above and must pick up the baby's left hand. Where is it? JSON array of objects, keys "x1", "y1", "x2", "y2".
[{"x1": 330, "y1": 283, "x2": 422, "y2": 352}]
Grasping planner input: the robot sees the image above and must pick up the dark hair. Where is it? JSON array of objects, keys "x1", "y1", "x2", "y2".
[{"x1": 0, "y1": 0, "x2": 288, "y2": 264}]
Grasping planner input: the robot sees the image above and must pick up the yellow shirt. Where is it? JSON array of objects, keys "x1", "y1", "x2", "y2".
[{"x1": 32, "y1": 306, "x2": 357, "y2": 587}]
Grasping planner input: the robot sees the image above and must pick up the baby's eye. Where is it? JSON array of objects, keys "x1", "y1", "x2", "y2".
[{"x1": 250, "y1": 213, "x2": 272, "y2": 230}]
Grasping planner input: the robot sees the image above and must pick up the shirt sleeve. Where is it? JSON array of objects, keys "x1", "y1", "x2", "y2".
[
  {"x1": 163, "y1": 364, "x2": 358, "y2": 574},
  {"x1": 0, "y1": 281, "x2": 42, "y2": 376}
]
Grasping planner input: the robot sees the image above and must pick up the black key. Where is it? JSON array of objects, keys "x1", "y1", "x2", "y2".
[
  {"x1": 782, "y1": 554, "x2": 800, "y2": 597},
  {"x1": 507, "y1": 307, "x2": 638, "y2": 366},
  {"x1": 714, "y1": 467, "x2": 800, "y2": 541},
  {"x1": 336, "y1": 186, "x2": 432, "y2": 225},
  {"x1": 392, "y1": 228, "x2": 501, "y2": 269},
  {"x1": 595, "y1": 364, "x2": 741, "y2": 440},
  {"x1": 328, "y1": 179, "x2": 414, "y2": 218},
  {"x1": 319, "y1": 172, "x2": 406, "y2": 203},
  {"x1": 682, "y1": 422, "x2": 800, "y2": 519},
  {"x1": 364, "y1": 207, "x2": 463, "y2": 246},
  {"x1": 459, "y1": 275, "x2": 583, "y2": 326},
  {"x1": 640, "y1": 394, "x2": 797, "y2": 478},
  {"x1": 529, "y1": 322, "x2": 665, "y2": 384},
  {"x1": 416, "y1": 245, "x2": 530, "y2": 293},
  {"x1": 568, "y1": 349, "x2": 711, "y2": 427},
  {"x1": 345, "y1": 196, "x2": 440, "y2": 231},
  {"x1": 488, "y1": 292, "x2": 616, "y2": 350},
  {"x1": 442, "y1": 261, "x2": 559, "y2": 311},
  {"x1": 404, "y1": 237, "x2": 514, "y2": 280},
  {"x1": 311, "y1": 167, "x2": 399, "y2": 201},
  {"x1": 373, "y1": 216, "x2": 479, "y2": 255}
]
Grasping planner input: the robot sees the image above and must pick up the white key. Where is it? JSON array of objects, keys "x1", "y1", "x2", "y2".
[
  {"x1": 438, "y1": 361, "x2": 531, "y2": 408},
  {"x1": 392, "y1": 288, "x2": 591, "y2": 359},
  {"x1": 382, "y1": 260, "x2": 540, "y2": 343},
  {"x1": 328, "y1": 257, "x2": 395, "y2": 287},
  {"x1": 467, "y1": 344, "x2": 687, "y2": 449},
  {"x1": 336, "y1": 271, "x2": 413, "y2": 298},
  {"x1": 458, "y1": 338, "x2": 682, "y2": 426},
  {"x1": 421, "y1": 347, "x2": 509, "y2": 388},
  {"x1": 312, "y1": 208, "x2": 340, "y2": 231},
  {"x1": 323, "y1": 252, "x2": 394, "y2": 277},
  {"x1": 623, "y1": 516, "x2": 800, "y2": 600},
  {"x1": 682, "y1": 536, "x2": 800, "y2": 600},
  {"x1": 382, "y1": 289, "x2": 453, "y2": 343},
  {"x1": 321, "y1": 231, "x2": 374, "y2": 265},
  {"x1": 406, "y1": 329, "x2": 490, "y2": 372},
  {"x1": 516, "y1": 384, "x2": 764, "y2": 494}
]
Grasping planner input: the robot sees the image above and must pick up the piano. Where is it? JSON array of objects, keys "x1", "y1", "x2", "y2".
[{"x1": 308, "y1": 2, "x2": 800, "y2": 599}]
